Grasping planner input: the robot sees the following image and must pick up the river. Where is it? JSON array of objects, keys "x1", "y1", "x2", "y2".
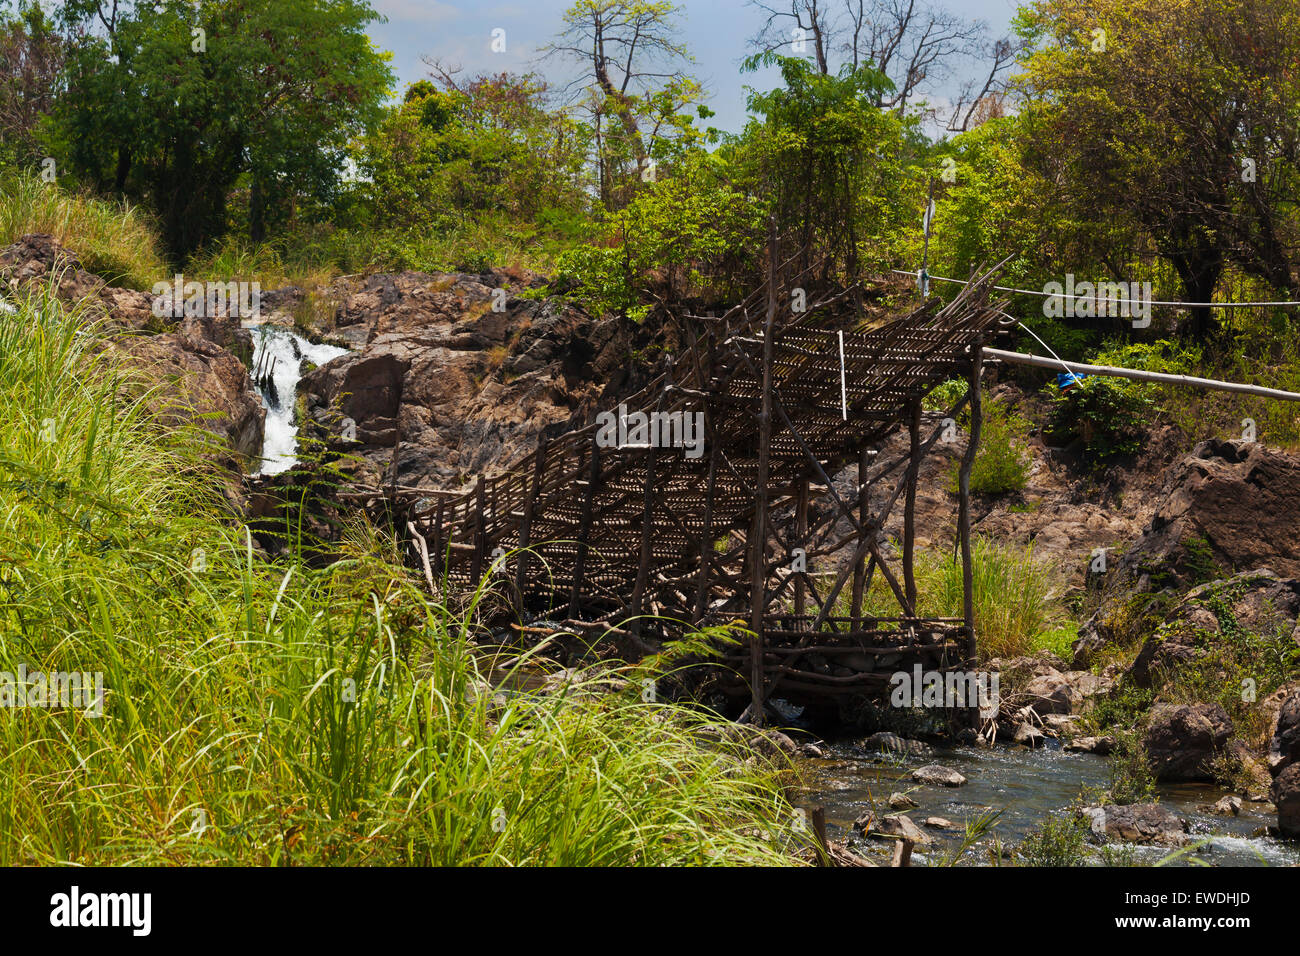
[{"x1": 797, "y1": 736, "x2": 1299, "y2": 866}]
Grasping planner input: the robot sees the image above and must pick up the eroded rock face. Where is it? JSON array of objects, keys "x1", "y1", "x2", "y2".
[
  {"x1": 1270, "y1": 688, "x2": 1300, "y2": 836},
  {"x1": 1116, "y1": 439, "x2": 1300, "y2": 588},
  {"x1": 98, "y1": 332, "x2": 265, "y2": 468},
  {"x1": 1143, "y1": 702, "x2": 1233, "y2": 782},
  {"x1": 300, "y1": 270, "x2": 640, "y2": 490},
  {"x1": 0, "y1": 233, "x2": 158, "y2": 330}
]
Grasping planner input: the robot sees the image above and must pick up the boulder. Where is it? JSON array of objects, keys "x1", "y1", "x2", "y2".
[
  {"x1": 1114, "y1": 440, "x2": 1300, "y2": 588},
  {"x1": 863, "y1": 732, "x2": 926, "y2": 756},
  {"x1": 911, "y1": 764, "x2": 967, "y2": 787},
  {"x1": 1143, "y1": 702, "x2": 1233, "y2": 782},
  {"x1": 1066, "y1": 735, "x2": 1116, "y2": 755},
  {"x1": 1013, "y1": 721, "x2": 1046, "y2": 747},
  {"x1": 888, "y1": 792, "x2": 919, "y2": 810},
  {"x1": 855, "y1": 811, "x2": 932, "y2": 846},
  {"x1": 98, "y1": 331, "x2": 264, "y2": 468},
  {"x1": 1080, "y1": 803, "x2": 1188, "y2": 846},
  {"x1": 1, "y1": 233, "x2": 158, "y2": 330},
  {"x1": 1271, "y1": 764, "x2": 1300, "y2": 836},
  {"x1": 298, "y1": 270, "x2": 635, "y2": 490}
]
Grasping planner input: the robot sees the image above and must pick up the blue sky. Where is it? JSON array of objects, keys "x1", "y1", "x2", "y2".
[{"x1": 368, "y1": 0, "x2": 1021, "y2": 134}]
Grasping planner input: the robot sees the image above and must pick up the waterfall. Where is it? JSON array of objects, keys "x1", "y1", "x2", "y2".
[{"x1": 246, "y1": 324, "x2": 347, "y2": 475}]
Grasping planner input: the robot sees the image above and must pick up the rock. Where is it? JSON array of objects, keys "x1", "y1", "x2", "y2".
[
  {"x1": 924, "y1": 816, "x2": 955, "y2": 829},
  {"x1": 0, "y1": 233, "x2": 160, "y2": 330},
  {"x1": 1066, "y1": 735, "x2": 1116, "y2": 755},
  {"x1": 1043, "y1": 713, "x2": 1080, "y2": 733},
  {"x1": 1143, "y1": 702, "x2": 1233, "y2": 782},
  {"x1": 1208, "y1": 795, "x2": 1242, "y2": 816},
  {"x1": 1080, "y1": 803, "x2": 1189, "y2": 846},
  {"x1": 855, "y1": 811, "x2": 932, "y2": 846},
  {"x1": 862, "y1": 731, "x2": 926, "y2": 755},
  {"x1": 888, "y1": 792, "x2": 918, "y2": 810},
  {"x1": 798, "y1": 741, "x2": 829, "y2": 760},
  {"x1": 1013, "y1": 721, "x2": 1046, "y2": 747},
  {"x1": 298, "y1": 270, "x2": 635, "y2": 490},
  {"x1": 1271, "y1": 763, "x2": 1300, "y2": 836},
  {"x1": 97, "y1": 331, "x2": 265, "y2": 468},
  {"x1": 1114, "y1": 440, "x2": 1300, "y2": 587},
  {"x1": 911, "y1": 764, "x2": 967, "y2": 787},
  {"x1": 1269, "y1": 688, "x2": 1300, "y2": 774},
  {"x1": 1022, "y1": 668, "x2": 1079, "y2": 715}
]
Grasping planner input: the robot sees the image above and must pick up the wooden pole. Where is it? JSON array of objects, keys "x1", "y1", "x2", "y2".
[
  {"x1": 793, "y1": 478, "x2": 809, "y2": 619},
  {"x1": 470, "y1": 476, "x2": 486, "y2": 583},
  {"x1": 629, "y1": 393, "x2": 664, "y2": 636},
  {"x1": 516, "y1": 436, "x2": 547, "y2": 612},
  {"x1": 749, "y1": 221, "x2": 778, "y2": 726},
  {"x1": 850, "y1": 446, "x2": 870, "y2": 630},
  {"x1": 569, "y1": 436, "x2": 601, "y2": 618},
  {"x1": 903, "y1": 397, "x2": 921, "y2": 611},
  {"x1": 983, "y1": 347, "x2": 1300, "y2": 402},
  {"x1": 958, "y1": 343, "x2": 983, "y2": 667},
  {"x1": 692, "y1": 423, "x2": 721, "y2": 623}
]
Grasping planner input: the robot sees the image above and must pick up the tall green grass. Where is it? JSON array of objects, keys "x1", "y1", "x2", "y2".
[
  {"x1": 0, "y1": 289, "x2": 801, "y2": 866},
  {"x1": 840, "y1": 537, "x2": 1066, "y2": 661},
  {"x1": 0, "y1": 173, "x2": 167, "y2": 290}
]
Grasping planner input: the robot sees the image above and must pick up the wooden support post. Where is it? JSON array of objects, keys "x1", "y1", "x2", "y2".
[
  {"x1": 569, "y1": 436, "x2": 600, "y2": 618},
  {"x1": 904, "y1": 397, "x2": 921, "y2": 611},
  {"x1": 470, "y1": 476, "x2": 486, "y2": 582},
  {"x1": 692, "y1": 424, "x2": 721, "y2": 624},
  {"x1": 749, "y1": 222, "x2": 778, "y2": 726},
  {"x1": 793, "y1": 478, "x2": 809, "y2": 619},
  {"x1": 850, "y1": 446, "x2": 871, "y2": 630},
  {"x1": 433, "y1": 497, "x2": 445, "y2": 570},
  {"x1": 515, "y1": 436, "x2": 547, "y2": 614},
  {"x1": 958, "y1": 342, "x2": 984, "y2": 667},
  {"x1": 630, "y1": 442, "x2": 659, "y2": 635}
]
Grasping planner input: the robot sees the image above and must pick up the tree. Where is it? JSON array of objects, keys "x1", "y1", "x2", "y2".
[
  {"x1": 747, "y1": 0, "x2": 1013, "y2": 119},
  {"x1": 0, "y1": 1, "x2": 62, "y2": 170},
  {"x1": 741, "y1": 54, "x2": 912, "y2": 280},
  {"x1": 55, "y1": 0, "x2": 391, "y2": 260},
  {"x1": 542, "y1": 0, "x2": 697, "y2": 209},
  {"x1": 1015, "y1": 0, "x2": 1300, "y2": 341}
]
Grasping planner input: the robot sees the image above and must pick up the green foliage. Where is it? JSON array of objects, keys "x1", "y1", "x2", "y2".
[
  {"x1": 360, "y1": 75, "x2": 590, "y2": 232},
  {"x1": 1107, "y1": 730, "x2": 1157, "y2": 806},
  {"x1": 0, "y1": 290, "x2": 803, "y2": 866},
  {"x1": 0, "y1": 172, "x2": 167, "y2": 289},
  {"x1": 1016, "y1": 811, "x2": 1089, "y2": 866},
  {"x1": 844, "y1": 537, "x2": 1066, "y2": 661},
  {"x1": 948, "y1": 396, "x2": 1032, "y2": 496},
  {"x1": 1045, "y1": 375, "x2": 1154, "y2": 460},
  {"x1": 553, "y1": 244, "x2": 645, "y2": 320},
  {"x1": 54, "y1": 0, "x2": 393, "y2": 261}
]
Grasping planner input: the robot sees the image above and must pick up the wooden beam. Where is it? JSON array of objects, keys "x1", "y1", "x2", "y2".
[
  {"x1": 984, "y1": 347, "x2": 1300, "y2": 402},
  {"x1": 903, "y1": 397, "x2": 921, "y2": 609},
  {"x1": 958, "y1": 343, "x2": 983, "y2": 665}
]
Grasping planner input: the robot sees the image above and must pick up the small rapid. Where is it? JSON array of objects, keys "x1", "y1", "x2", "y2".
[{"x1": 245, "y1": 323, "x2": 348, "y2": 475}]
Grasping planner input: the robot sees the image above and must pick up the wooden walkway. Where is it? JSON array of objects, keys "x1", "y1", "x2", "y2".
[{"x1": 375, "y1": 258, "x2": 1012, "y2": 720}]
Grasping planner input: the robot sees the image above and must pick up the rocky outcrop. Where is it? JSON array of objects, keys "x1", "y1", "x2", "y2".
[
  {"x1": 1270, "y1": 688, "x2": 1300, "y2": 835},
  {"x1": 1143, "y1": 702, "x2": 1233, "y2": 782},
  {"x1": 1114, "y1": 439, "x2": 1300, "y2": 589},
  {"x1": 1080, "y1": 803, "x2": 1188, "y2": 846},
  {"x1": 98, "y1": 331, "x2": 265, "y2": 467},
  {"x1": 0, "y1": 233, "x2": 159, "y2": 330},
  {"x1": 300, "y1": 270, "x2": 645, "y2": 490}
]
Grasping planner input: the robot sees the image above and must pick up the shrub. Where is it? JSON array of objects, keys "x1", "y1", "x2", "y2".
[
  {"x1": 947, "y1": 395, "x2": 1032, "y2": 496},
  {"x1": 1016, "y1": 811, "x2": 1089, "y2": 866}
]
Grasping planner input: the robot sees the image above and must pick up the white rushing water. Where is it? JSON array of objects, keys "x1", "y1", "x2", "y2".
[{"x1": 246, "y1": 324, "x2": 348, "y2": 475}]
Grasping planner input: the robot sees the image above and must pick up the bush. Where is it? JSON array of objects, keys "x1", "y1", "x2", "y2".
[
  {"x1": 947, "y1": 395, "x2": 1031, "y2": 496},
  {"x1": 554, "y1": 244, "x2": 646, "y2": 320},
  {"x1": 1044, "y1": 374, "x2": 1153, "y2": 460},
  {"x1": 1016, "y1": 811, "x2": 1089, "y2": 866}
]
